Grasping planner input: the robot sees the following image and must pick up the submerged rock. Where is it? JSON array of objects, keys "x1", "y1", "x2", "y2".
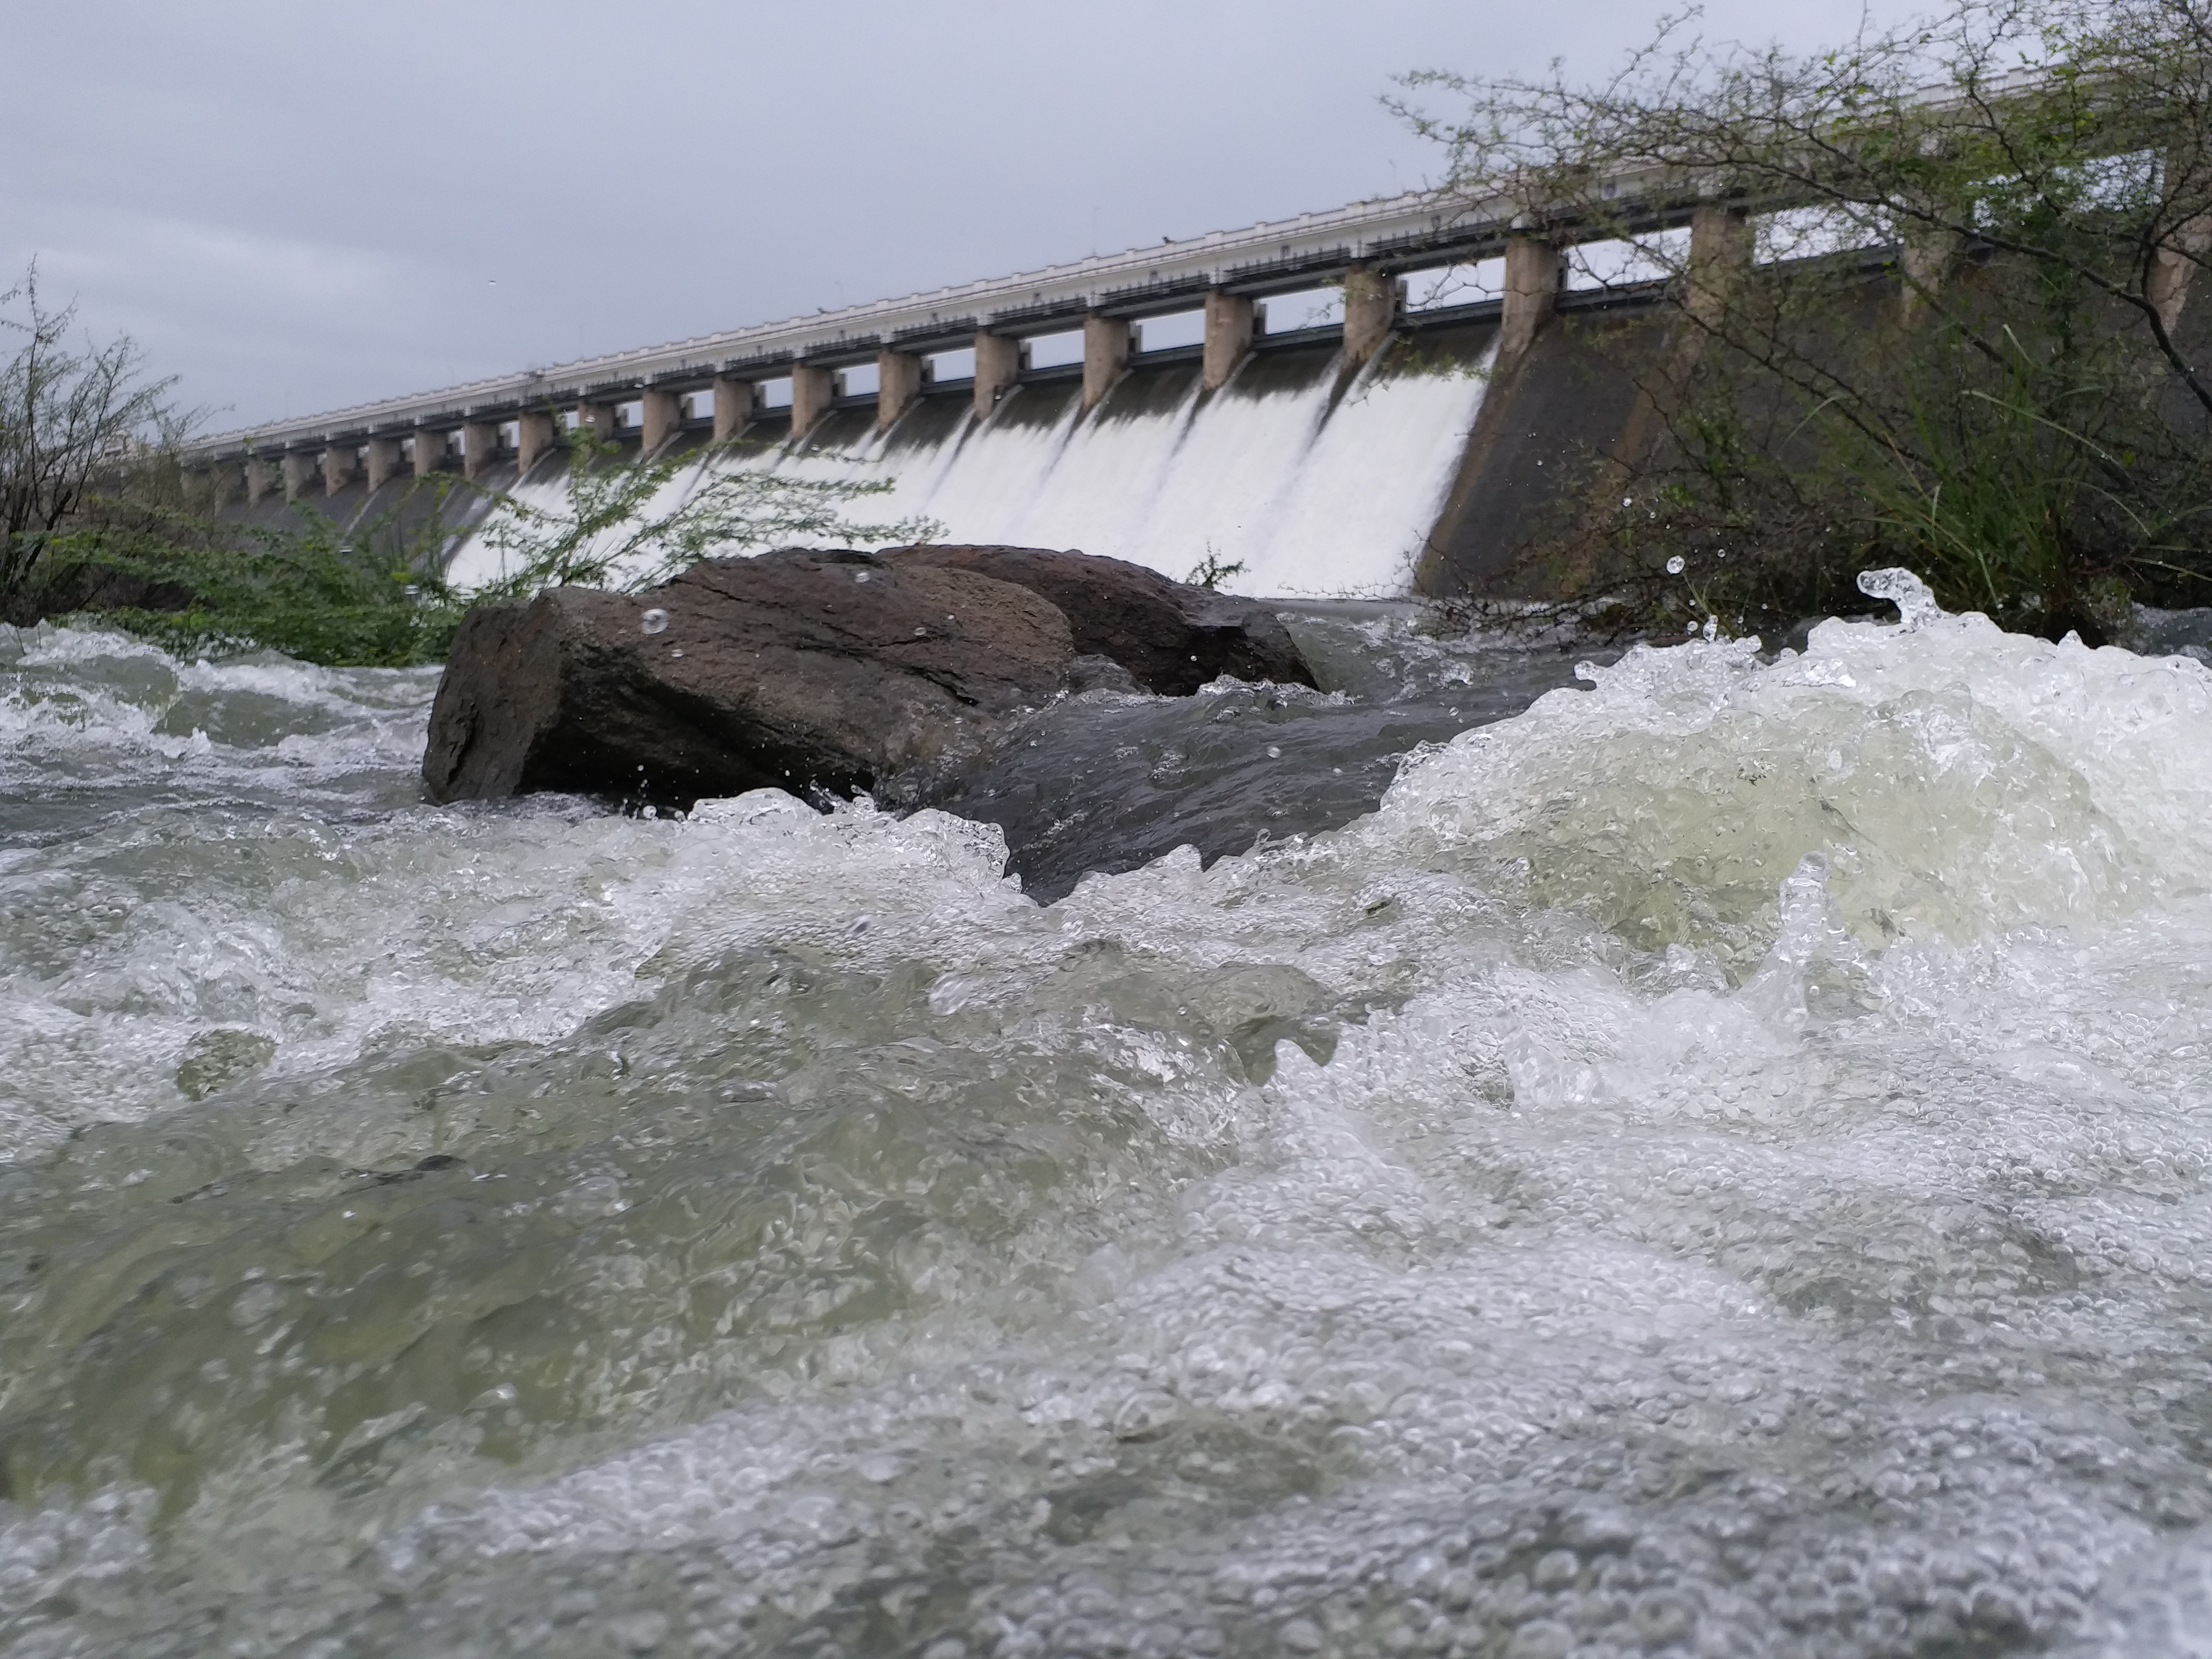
[
  {"x1": 422, "y1": 547, "x2": 1075, "y2": 805},
  {"x1": 887, "y1": 544, "x2": 1318, "y2": 695}
]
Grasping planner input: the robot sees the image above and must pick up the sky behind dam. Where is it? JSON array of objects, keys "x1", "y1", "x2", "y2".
[{"x1": 1, "y1": 0, "x2": 1921, "y2": 433}]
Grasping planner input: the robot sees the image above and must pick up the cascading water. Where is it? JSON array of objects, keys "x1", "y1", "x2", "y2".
[
  {"x1": 5, "y1": 576, "x2": 2212, "y2": 1658},
  {"x1": 440, "y1": 339, "x2": 1497, "y2": 599}
]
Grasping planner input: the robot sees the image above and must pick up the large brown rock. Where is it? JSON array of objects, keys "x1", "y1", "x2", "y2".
[
  {"x1": 885, "y1": 544, "x2": 1317, "y2": 695},
  {"x1": 422, "y1": 547, "x2": 1075, "y2": 805}
]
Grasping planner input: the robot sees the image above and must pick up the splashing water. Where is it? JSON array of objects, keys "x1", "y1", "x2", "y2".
[{"x1": 4, "y1": 591, "x2": 2212, "y2": 1658}]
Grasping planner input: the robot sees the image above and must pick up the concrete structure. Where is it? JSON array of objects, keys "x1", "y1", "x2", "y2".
[
  {"x1": 184, "y1": 181, "x2": 1680, "y2": 481},
  {"x1": 640, "y1": 388, "x2": 683, "y2": 454},
  {"x1": 282, "y1": 452, "x2": 314, "y2": 502},
  {"x1": 712, "y1": 375, "x2": 757, "y2": 440},
  {"x1": 516, "y1": 411, "x2": 558, "y2": 475},
  {"x1": 1202, "y1": 291, "x2": 1254, "y2": 391},
  {"x1": 320, "y1": 444, "x2": 356, "y2": 496},
  {"x1": 187, "y1": 161, "x2": 1991, "y2": 496},
  {"x1": 463, "y1": 421, "x2": 499, "y2": 481},
  {"x1": 791, "y1": 364, "x2": 835, "y2": 435},
  {"x1": 878, "y1": 349, "x2": 923, "y2": 426},
  {"x1": 975, "y1": 334, "x2": 1022, "y2": 417},
  {"x1": 1685, "y1": 202, "x2": 1752, "y2": 329},
  {"x1": 1082, "y1": 316, "x2": 1130, "y2": 409},
  {"x1": 365, "y1": 435, "x2": 402, "y2": 491},
  {"x1": 1500, "y1": 236, "x2": 1565, "y2": 360},
  {"x1": 1342, "y1": 265, "x2": 1400, "y2": 367}
]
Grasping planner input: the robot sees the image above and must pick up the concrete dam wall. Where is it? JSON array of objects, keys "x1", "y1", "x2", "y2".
[
  {"x1": 448, "y1": 320, "x2": 1501, "y2": 599},
  {"x1": 223, "y1": 290, "x2": 1693, "y2": 602},
  {"x1": 192, "y1": 182, "x2": 1758, "y2": 600}
]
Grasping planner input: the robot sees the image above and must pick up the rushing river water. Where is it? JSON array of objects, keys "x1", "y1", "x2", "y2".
[{"x1": 5, "y1": 577, "x2": 2212, "y2": 1658}]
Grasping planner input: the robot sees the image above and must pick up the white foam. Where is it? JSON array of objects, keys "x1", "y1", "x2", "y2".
[
  {"x1": 437, "y1": 344, "x2": 1492, "y2": 598},
  {"x1": 9, "y1": 593, "x2": 2212, "y2": 1656}
]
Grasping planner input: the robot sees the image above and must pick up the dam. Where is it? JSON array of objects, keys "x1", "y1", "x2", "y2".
[{"x1": 177, "y1": 184, "x2": 1768, "y2": 598}]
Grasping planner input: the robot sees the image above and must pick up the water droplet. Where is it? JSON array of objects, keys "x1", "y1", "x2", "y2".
[
  {"x1": 1666, "y1": 555, "x2": 1686, "y2": 575},
  {"x1": 640, "y1": 607, "x2": 670, "y2": 635},
  {"x1": 853, "y1": 570, "x2": 872, "y2": 583},
  {"x1": 1266, "y1": 745, "x2": 1282, "y2": 758},
  {"x1": 1857, "y1": 566, "x2": 1945, "y2": 631}
]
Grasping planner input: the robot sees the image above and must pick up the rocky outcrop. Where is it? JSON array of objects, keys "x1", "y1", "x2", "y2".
[
  {"x1": 886, "y1": 545, "x2": 1318, "y2": 695},
  {"x1": 422, "y1": 547, "x2": 1076, "y2": 805}
]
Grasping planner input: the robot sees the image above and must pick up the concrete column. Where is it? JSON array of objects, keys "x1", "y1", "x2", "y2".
[
  {"x1": 1685, "y1": 202, "x2": 1752, "y2": 330},
  {"x1": 712, "y1": 375, "x2": 757, "y2": 441},
  {"x1": 1342, "y1": 264, "x2": 1401, "y2": 368},
  {"x1": 790, "y1": 363, "x2": 835, "y2": 435},
  {"x1": 974, "y1": 333, "x2": 1022, "y2": 419},
  {"x1": 413, "y1": 425, "x2": 448, "y2": 479},
  {"x1": 281, "y1": 452, "x2": 314, "y2": 502},
  {"x1": 2151, "y1": 221, "x2": 2212, "y2": 333},
  {"x1": 1082, "y1": 315, "x2": 1131, "y2": 410},
  {"x1": 517, "y1": 411, "x2": 558, "y2": 475},
  {"x1": 575, "y1": 401, "x2": 618, "y2": 443},
  {"x1": 2150, "y1": 144, "x2": 2212, "y2": 333},
  {"x1": 1897, "y1": 222, "x2": 1955, "y2": 319},
  {"x1": 320, "y1": 444, "x2": 356, "y2": 496},
  {"x1": 1501, "y1": 235, "x2": 1564, "y2": 358},
  {"x1": 364, "y1": 436, "x2": 402, "y2": 492},
  {"x1": 640, "y1": 387, "x2": 682, "y2": 453},
  {"x1": 463, "y1": 421, "x2": 499, "y2": 481},
  {"x1": 245, "y1": 457, "x2": 271, "y2": 505},
  {"x1": 878, "y1": 349, "x2": 924, "y2": 427},
  {"x1": 207, "y1": 463, "x2": 243, "y2": 507},
  {"x1": 1201, "y1": 291, "x2": 1255, "y2": 391}
]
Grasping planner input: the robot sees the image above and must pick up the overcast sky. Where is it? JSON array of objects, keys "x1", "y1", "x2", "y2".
[{"x1": 1, "y1": 0, "x2": 1918, "y2": 433}]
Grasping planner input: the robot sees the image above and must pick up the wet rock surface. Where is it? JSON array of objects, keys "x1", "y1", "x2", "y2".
[
  {"x1": 421, "y1": 547, "x2": 1077, "y2": 805},
  {"x1": 888, "y1": 543, "x2": 1318, "y2": 695},
  {"x1": 930, "y1": 613, "x2": 1598, "y2": 901}
]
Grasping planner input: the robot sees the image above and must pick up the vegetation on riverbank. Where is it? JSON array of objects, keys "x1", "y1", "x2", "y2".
[{"x1": 1403, "y1": 0, "x2": 2212, "y2": 642}]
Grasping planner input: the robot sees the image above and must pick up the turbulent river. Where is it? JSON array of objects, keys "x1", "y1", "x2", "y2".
[{"x1": 6, "y1": 577, "x2": 2212, "y2": 1658}]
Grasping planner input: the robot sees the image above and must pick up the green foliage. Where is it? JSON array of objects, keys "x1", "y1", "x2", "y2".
[
  {"x1": 51, "y1": 488, "x2": 468, "y2": 667},
  {"x1": 1184, "y1": 548, "x2": 1249, "y2": 589},
  {"x1": 0, "y1": 261, "x2": 183, "y2": 603},
  {"x1": 466, "y1": 431, "x2": 939, "y2": 599},
  {"x1": 54, "y1": 432, "x2": 942, "y2": 667},
  {"x1": 1399, "y1": 0, "x2": 2212, "y2": 639}
]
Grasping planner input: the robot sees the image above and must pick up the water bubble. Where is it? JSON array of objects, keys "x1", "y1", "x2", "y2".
[
  {"x1": 1666, "y1": 555, "x2": 1686, "y2": 575},
  {"x1": 854, "y1": 571, "x2": 872, "y2": 583},
  {"x1": 639, "y1": 608, "x2": 670, "y2": 636}
]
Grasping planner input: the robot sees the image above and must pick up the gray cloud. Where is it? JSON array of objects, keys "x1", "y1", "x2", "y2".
[{"x1": 0, "y1": 0, "x2": 1920, "y2": 430}]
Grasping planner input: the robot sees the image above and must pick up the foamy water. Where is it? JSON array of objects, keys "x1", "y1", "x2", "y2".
[
  {"x1": 4, "y1": 580, "x2": 2212, "y2": 1658},
  {"x1": 440, "y1": 347, "x2": 1493, "y2": 600}
]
